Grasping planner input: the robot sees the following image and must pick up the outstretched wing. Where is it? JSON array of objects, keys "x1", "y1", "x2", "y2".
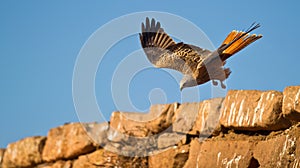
[{"x1": 139, "y1": 17, "x2": 211, "y2": 75}]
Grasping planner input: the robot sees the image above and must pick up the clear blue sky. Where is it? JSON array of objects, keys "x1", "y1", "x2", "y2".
[{"x1": 1, "y1": 1, "x2": 300, "y2": 148}]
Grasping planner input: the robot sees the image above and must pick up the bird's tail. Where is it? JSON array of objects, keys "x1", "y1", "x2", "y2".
[{"x1": 219, "y1": 23, "x2": 263, "y2": 61}]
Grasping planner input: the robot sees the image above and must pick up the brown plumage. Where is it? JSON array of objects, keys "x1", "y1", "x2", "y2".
[{"x1": 139, "y1": 17, "x2": 262, "y2": 90}]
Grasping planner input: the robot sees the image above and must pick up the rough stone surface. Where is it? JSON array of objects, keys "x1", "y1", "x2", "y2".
[
  {"x1": 84, "y1": 122, "x2": 109, "y2": 147},
  {"x1": 149, "y1": 145, "x2": 189, "y2": 168},
  {"x1": 2, "y1": 136, "x2": 46, "y2": 168},
  {"x1": 173, "y1": 98, "x2": 223, "y2": 135},
  {"x1": 106, "y1": 103, "x2": 179, "y2": 157},
  {"x1": 3, "y1": 87, "x2": 300, "y2": 167},
  {"x1": 42, "y1": 123, "x2": 96, "y2": 162},
  {"x1": 283, "y1": 85, "x2": 300, "y2": 121},
  {"x1": 253, "y1": 126, "x2": 300, "y2": 167},
  {"x1": 191, "y1": 139, "x2": 254, "y2": 168},
  {"x1": 220, "y1": 90, "x2": 291, "y2": 131},
  {"x1": 105, "y1": 127, "x2": 158, "y2": 157},
  {"x1": 189, "y1": 97, "x2": 223, "y2": 136},
  {"x1": 157, "y1": 133, "x2": 186, "y2": 149},
  {"x1": 105, "y1": 137, "x2": 157, "y2": 157},
  {"x1": 73, "y1": 149, "x2": 147, "y2": 168},
  {"x1": 172, "y1": 102, "x2": 200, "y2": 133},
  {"x1": 109, "y1": 111, "x2": 150, "y2": 137},
  {"x1": 296, "y1": 131, "x2": 300, "y2": 167},
  {"x1": 0, "y1": 148, "x2": 5, "y2": 165},
  {"x1": 183, "y1": 125, "x2": 300, "y2": 168},
  {"x1": 37, "y1": 160, "x2": 72, "y2": 168},
  {"x1": 110, "y1": 103, "x2": 179, "y2": 137},
  {"x1": 147, "y1": 103, "x2": 179, "y2": 133},
  {"x1": 183, "y1": 139, "x2": 202, "y2": 168}
]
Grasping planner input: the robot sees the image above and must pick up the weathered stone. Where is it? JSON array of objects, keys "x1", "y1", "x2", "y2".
[
  {"x1": 220, "y1": 90, "x2": 291, "y2": 131},
  {"x1": 6, "y1": 86, "x2": 300, "y2": 167},
  {"x1": 73, "y1": 149, "x2": 147, "y2": 168},
  {"x1": 109, "y1": 111, "x2": 150, "y2": 137},
  {"x1": 105, "y1": 128, "x2": 155, "y2": 158},
  {"x1": 185, "y1": 125, "x2": 300, "y2": 168},
  {"x1": 79, "y1": 122, "x2": 151, "y2": 158},
  {"x1": 149, "y1": 145, "x2": 189, "y2": 168},
  {"x1": 131, "y1": 103, "x2": 176, "y2": 120},
  {"x1": 186, "y1": 139, "x2": 254, "y2": 168},
  {"x1": 2, "y1": 136, "x2": 45, "y2": 168},
  {"x1": 157, "y1": 133, "x2": 186, "y2": 149},
  {"x1": 105, "y1": 128, "x2": 158, "y2": 157},
  {"x1": 0, "y1": 148, "x2": 5, "y2": 165},
  {"x1": 189, "y1": 98, "x2": 223, "y2": 136},
  {"x1": 42, "y1": 123, "x2": 96, "y2": 162},
  {"x1": 183, "y1": 139, "x2": 202, "y2": 168},
  {"x1": 106, "y1": 126, "x2": 130, "y2": 143},
  {"x1": 147, "y1": 103, "x2": 179, "y2": 133},
  {"x1": 172, "y1": 98, "x2": 223, "y2": 136},
  {"x1": 283, "y1": 85, "x2": 300, "y2": 121},
  {"x1": 84, "y1": 122, "x2": 109, "y2": 147},
  {"x1": 106, "y1": 103, "x2": 179, "y2": 157},
  {"x1": 295, "y1": 130, "x2": 300, "y2": 167},
  {"x1": 36, "y1": 160, "x2": 72, "y2": 168},
  {"x1": 253, "y1": 126, "x2": 300, "y2": 167},
  {"x1": 110, "y1": 103, "x2": 179, "y2": 137},
  {"x1": 172, "y1": 102, "x2": 200, "y2": 133}
]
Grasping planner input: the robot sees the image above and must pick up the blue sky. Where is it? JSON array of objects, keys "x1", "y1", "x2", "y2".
[{"x1": 1, "y1": 1, "x2": 300, "y2": 148}]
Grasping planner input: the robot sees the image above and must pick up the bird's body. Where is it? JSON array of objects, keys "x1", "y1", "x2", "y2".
[{"x1": 139, "y1": 18, "x2": 262, "y2": 90}]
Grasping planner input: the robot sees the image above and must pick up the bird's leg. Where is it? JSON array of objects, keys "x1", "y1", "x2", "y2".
[
  {"x1": 220, "y1": 80, "x2": 226, "y2": 89},
  {"x1": 212, "y1": 80, "x2": 218, "y2": 86}
]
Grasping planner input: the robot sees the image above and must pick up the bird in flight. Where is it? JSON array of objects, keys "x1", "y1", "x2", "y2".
[{"x1": 139, "y1": 17, "x2": 262, "y2": 90}]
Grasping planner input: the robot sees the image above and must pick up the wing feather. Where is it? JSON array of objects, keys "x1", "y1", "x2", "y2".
[{"x1": 139, "y1": 17, "x2": 211, "y2": 75}]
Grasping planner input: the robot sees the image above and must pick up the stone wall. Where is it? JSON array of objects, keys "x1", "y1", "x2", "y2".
[{"x1": 1, "y1": 86, "x2": 300, "y2": 168}]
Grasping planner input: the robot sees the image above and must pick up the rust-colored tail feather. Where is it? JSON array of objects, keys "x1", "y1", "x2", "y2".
[
  {"x1": 222, "y1": 31, "x2": 262, "y2": 56},
  {"x1": 219, "y1": 23, "x2": 262, "y2": 61}
]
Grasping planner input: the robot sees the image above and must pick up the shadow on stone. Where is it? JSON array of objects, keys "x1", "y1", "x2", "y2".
[{"x1": 248, "y1": 157, "x2": 260, "y2": 168}]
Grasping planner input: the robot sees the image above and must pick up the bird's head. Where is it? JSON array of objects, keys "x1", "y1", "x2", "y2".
[{"x1": 179, "y1": 75, "x2": 197, "y2": 91}]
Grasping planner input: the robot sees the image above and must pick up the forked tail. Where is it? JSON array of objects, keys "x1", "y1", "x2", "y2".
[{"x1": 219, "y1": 23, "x2": 263, "y2": 61}]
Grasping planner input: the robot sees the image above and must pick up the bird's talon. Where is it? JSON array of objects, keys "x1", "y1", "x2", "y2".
[
  {"x1": 221, "y1": 81, "x2": 226, "y2": 89},
  {"x1": 212, "y1": 80, "x2": 218, "y2": 86}
]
